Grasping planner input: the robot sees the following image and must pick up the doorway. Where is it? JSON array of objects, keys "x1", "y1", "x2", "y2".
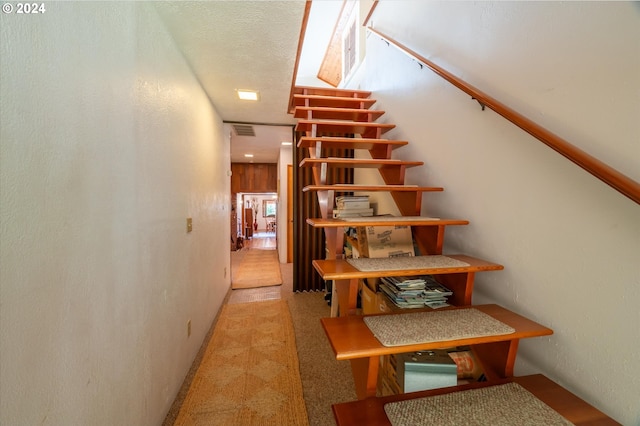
[{"x1": 237, "y1": 193, "x2": 278, "y2": 240}]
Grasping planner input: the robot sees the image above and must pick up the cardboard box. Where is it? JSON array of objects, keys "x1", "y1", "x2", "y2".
[
  {"x1": 361, "y1": 281, "x2": 394, "y2": 315},
  {"x1": 356, "y1": 225, "x2": 414, "y2": 258},
  {"x1": 397, "y1": 350, "x2": 458, "y2": 393}
]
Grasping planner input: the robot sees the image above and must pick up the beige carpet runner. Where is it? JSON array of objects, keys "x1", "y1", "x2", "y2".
[
  {"x1": 346, "y1": 255, "x2": 470, "y2": 272},
  {"x1": 363, "y1": 308, "x2": 515, "y2": 347},
  {"x1": 384, "y1": 382, "x2": 573, "y2": 425},
  {"x1": 174, "y1": 300, "x2": 309, "y2": 425},
  {"x1": 232, "y1": 249, "x2": 282, "y2": 289}
]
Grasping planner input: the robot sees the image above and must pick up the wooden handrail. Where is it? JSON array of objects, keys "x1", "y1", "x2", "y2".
[
  {"x1": 288, "y1": 0, "x2": 312, "y2": 114},
  {"x1": 362, "y1": 0, "x2": 379, "y2": 28},
  {"x1": 367, "y1": 27, "x2": 640, "y2": 205}
]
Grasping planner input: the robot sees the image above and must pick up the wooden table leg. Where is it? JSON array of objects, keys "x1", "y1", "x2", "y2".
[{"x1": 350, "y1": 356, "x2": 380, "y2": 399}]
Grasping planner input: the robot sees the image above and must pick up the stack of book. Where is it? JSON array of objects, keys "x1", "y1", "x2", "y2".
[
  {"x1": 379, "y1": 275, "x2": 453, "y2": 309},
  {"x1": 422, "y1": 276, "x2": 454, "y2": 308},
  {"x1": 333, "y1": 195, "x2": 373, "y2": 218}
]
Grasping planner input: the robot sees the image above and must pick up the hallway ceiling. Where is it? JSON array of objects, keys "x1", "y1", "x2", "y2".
[{"x1": 155, "y1": 1, "x2": 342, "y2": 164}]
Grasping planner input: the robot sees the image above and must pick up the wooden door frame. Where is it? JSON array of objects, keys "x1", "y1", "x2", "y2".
[{"x1": 287, "y1": 165, "x2": 293, "y2": 263}]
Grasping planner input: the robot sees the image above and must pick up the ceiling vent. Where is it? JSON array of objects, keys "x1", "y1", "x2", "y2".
[{"x1": 232, "y1": 124, "x2": 255, "y2": 137}]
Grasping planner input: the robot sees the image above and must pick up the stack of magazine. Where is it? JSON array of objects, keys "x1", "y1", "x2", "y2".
[
  {"x1": 379, "y1": 275, "x2": 453, "y2": 309},
  {"x1": 333, "y1": 195, "x2": 373, "y2": 218}
]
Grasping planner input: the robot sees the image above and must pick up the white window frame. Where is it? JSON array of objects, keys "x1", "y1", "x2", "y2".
[{"x1": 341, "y1": 10, "x2": 359, "y2": 82}]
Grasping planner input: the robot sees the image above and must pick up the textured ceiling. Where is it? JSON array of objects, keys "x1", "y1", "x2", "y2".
[
  {"x1": 154, "y1": 1, "x2": 340, "y2": 163},
  {"x1": 155, "y1": 1, "x2": 306, "y2": 125}
]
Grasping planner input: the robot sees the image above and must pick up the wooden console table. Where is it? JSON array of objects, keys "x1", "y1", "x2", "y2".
[
  {"x1": 320, "y1": 304, "x2": 553, "y2": 399},
  {"x1": 332, "y1": 374, "x2": 619, "y2": 425}
]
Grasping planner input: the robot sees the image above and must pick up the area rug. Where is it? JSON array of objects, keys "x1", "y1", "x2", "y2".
[
  {"x1": 232, "y1": 249, "x2": 282, "y2": 289},
  {"x1": 173, "y1": 300, "x2": 309, "y2": 426}
]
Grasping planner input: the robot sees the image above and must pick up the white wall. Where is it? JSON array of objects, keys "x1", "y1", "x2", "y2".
[
  {"x1": 357, "y1": 2, "x2": 639, "y2": 424},
  {"x1": 0, "y1": 3, "x2": 230, "y2": 425}
]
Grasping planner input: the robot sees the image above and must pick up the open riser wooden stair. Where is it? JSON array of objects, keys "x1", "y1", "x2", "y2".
[
  {"x1": 292, "y1": 85, "x2": 503, "y2": 314},
  {"x1": 290, "y1": 86, "x2": 618, "y2": 425}
]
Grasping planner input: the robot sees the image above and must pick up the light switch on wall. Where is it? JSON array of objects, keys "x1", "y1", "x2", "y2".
[{"x1": 186, "y1": 217, "x2": 193, "y2": 232}]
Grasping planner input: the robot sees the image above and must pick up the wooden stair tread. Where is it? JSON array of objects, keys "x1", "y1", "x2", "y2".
[
  {"x1": 297, "y1": 137, "x2": 408, "y2": 151},
  {"x1": 306, "y1": 217, "x2": 469, "y2": 227},
  {"x1": 294, "y1": 106, "x2": 385, "y2": 122},
  {"x1": 322, "y1": 304, "x2": 548, "y2": 360},
  {"x1": 294, "y1": 86, "x2": 371, "y2": 98},
  {"x1": 313, "y1": 254, "x2": 504, "y2": 281},
  {"x1": 299, "y1": 158, "x2": 423, "y2": 169},
  {"x1": 296, "y1": 120, "x2": 395, "y2": 138},
  {"x1": 332, "y1": 374, "x2": 620, "y2": 426},
  {"x1": 293, "y1": 94, "x2": 377, "y2": 109},
  {"x1": 303, "y1": 184, "x2": 443, "y2": 193}
]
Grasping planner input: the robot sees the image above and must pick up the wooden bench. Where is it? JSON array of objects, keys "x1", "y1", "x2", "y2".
[{"x1": 332, "y1": 374, "x2": 620, "y2": 425}]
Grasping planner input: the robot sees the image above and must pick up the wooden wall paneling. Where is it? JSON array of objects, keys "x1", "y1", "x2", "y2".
[
  {"x1": 231, "y1": 163, "x2": 277, "y2": 193},
  {"x1": 267, "y1": 164, "x2": 278, "y2": 192}
]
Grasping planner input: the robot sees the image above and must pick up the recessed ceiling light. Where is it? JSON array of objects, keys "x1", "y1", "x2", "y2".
[
  {"x1": 281, "y1": 142, "x2": 292, "y2": 146},
  {"x1": 237, "y1": 89, "x2": 259, "y2": 101},
  {"x1": 244, "y1": 154, "x2": 254, "y2": 158}
]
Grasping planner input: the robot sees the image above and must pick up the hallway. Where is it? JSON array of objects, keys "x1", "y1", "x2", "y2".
[
  {"x1": 163, "y1": 232, "x2": 356, "y2": 425},
  {"x1": 241, "y1": 231, "x2": 277, "y2": 250},
  {"x1": 2, "y1": 3, "x2": 637, "y2": 424}
]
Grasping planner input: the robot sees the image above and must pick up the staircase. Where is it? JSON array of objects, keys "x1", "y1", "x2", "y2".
[
  {"x1": 289, "y1": 88, "x2": 619, "y2": 423},
  {"x1": 292, "y1": 86, "x2": 503, "y2": 317}
]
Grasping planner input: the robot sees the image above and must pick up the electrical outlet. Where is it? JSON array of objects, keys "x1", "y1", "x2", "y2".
[
  {"x1": 187, "y1": 319, "x2": 191, "y2": 337},
  {"x1": 186, "y1": 218, "x2": 193, "y2": 233}
]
